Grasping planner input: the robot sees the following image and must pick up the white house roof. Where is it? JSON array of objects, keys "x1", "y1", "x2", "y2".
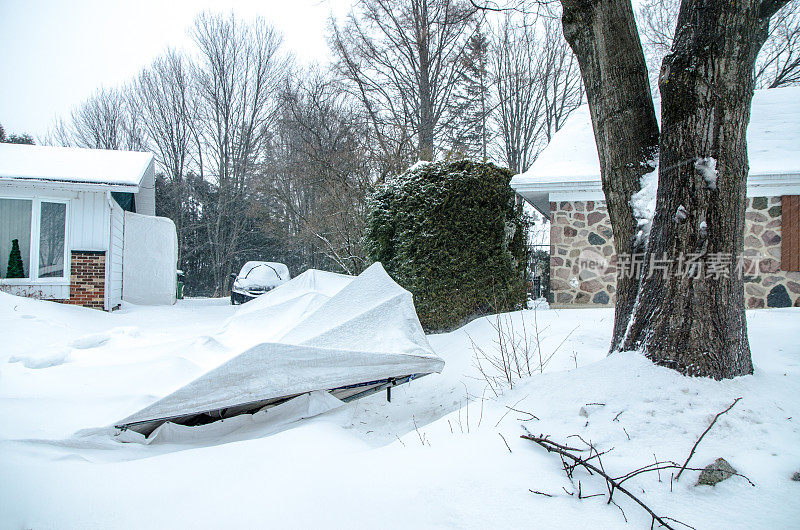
[
  {"x1": 512, "y1": 86, "x2": 800, "y2": 214},
  {"x1": 0, "y1": 143, "x2": 154, "y2": 191}
]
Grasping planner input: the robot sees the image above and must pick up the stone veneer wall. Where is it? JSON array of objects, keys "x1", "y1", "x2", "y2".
[
  {"x1": 64, "y1": 250, "x2": 106, "y2": 310},
  {"x1": 549, "y1": 200, "x2": 617, "y2": 305},
  {"x1": 549, "y1": 196, "x2": 800, "y2": 308}
]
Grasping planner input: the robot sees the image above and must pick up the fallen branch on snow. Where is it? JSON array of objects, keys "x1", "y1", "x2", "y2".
[
  {"x1": 521, "y1": 431, "x2": 755, "y2": 528},
  {"x1": 521, "y1": 433, "x2": 693, "y2": 530},
  {"x1": 675, "y1": 397, "x2": 741, "y2": 481}
]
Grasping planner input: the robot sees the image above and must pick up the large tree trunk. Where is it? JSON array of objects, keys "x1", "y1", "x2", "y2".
[
  {"x1": 560, "y1": 0, "x2": 660, "y2": 351},
  {"x1": 620, "y1": 0, "x2": 783, "y2": 379}
]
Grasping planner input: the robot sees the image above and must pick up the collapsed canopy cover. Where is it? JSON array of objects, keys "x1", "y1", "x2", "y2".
[{"x1": 116, "y1": 263, "x2": 444, "y2": 435}]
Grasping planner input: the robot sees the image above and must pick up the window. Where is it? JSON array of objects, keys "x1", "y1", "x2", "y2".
[
  {"x1": 0, "y1": 198, "x2": 32, "y2": 279},
  {"x1": 0, "y1": 197, "x2": 68, "y2": 282},
  {"x1": 39, "y1": 202, "x2": 67, "y2": 278}
]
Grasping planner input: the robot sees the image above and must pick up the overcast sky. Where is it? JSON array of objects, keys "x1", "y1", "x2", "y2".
[{"x1": 0, "y1": 0, "x2": 354, "y2": 139}]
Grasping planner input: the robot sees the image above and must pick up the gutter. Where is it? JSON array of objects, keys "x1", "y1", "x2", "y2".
[{"x1": 0, "y1": 177, "x2": 140, "y2": 193}]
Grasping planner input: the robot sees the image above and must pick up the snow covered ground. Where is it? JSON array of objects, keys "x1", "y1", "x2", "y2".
[{"x1": 1, "y1": 292, "x2": 798, "y2": 528}]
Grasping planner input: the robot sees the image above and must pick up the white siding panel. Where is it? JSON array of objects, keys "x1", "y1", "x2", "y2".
[
  {"x1": 109, "y1": 200, "x2": 124, "y2": 308},
  {"x1": 0, "y1": 284, "x2": 69, "y2": 300},
  {"x1": 70, "y1": 191, "x2": 110, "y2": 251},
  {"x1": 134, "y1": 159, "x2": 156, "y2": 215}
]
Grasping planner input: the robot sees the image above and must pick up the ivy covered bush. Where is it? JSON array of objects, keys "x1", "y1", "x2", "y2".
[{"x1": 364, "y1": 160, "x2": 528, "y2": 332}]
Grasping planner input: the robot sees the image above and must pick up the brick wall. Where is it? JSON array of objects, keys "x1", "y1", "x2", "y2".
[
  {"x1": 549, "y1": 197, "x2": 800, "y2": 308},
  {"x1": 65, "y1": 250, "x2": 106, "y2": 310}
]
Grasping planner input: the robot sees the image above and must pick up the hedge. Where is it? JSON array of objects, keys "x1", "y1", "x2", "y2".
[{"x1": 364, "y1": 160, "x2": 528, "y2": 332}]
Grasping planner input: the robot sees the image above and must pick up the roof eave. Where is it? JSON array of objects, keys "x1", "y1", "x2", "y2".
[
  {"x1": 513, "y1": 171, "x2": 800, "y2": 196},
  {"x1": 0, "y1": 177, "x2": 140, "y2": 193}
]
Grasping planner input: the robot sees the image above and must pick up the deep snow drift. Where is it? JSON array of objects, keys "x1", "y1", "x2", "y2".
[{"x1": 0, "y1": 291, "x2": 798, "y2": 529}]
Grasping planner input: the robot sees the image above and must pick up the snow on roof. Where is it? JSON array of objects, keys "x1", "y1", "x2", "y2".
[
  {"x1": 512, "y1": 86, "x2": 800, "y2": 190},
  {"x1": 0, "y1": 143, "x2": 154, "y2": 189}
]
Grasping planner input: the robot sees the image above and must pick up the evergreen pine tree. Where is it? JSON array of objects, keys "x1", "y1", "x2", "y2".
[
  {"x1": 451, "y1": 23, "x2": 491, "y2": 160},
  {"x1": 6, "y1": 239, "x2": 25, "y2": 278}
]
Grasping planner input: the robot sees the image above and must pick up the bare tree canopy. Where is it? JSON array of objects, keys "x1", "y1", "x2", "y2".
[
  {"x1": 129, "y1": 50, "x2": 195, "y2": 187},
  {"x1": 331, "y1": 0, "x2": 475, "y2": 163},
  {"x1": 190, "y1": 12, "x2": 290, "y2": 294},
  {"x1": 264, "y1": 71, "x2": 373, "y2": 275},
  {"x1": 493, "y1": 11, "x2": 583, "y2": 173},
  {"x1": 639, "y1": 0, "x2": 800, "y2": 89},
  {"x1": 49, "y1": 87, "x2": 143, "y2": 150}
]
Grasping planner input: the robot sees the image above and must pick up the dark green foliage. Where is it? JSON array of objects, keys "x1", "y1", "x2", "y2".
[
  {"x1": 5, "y1": 134, "x2": 35, "y2": 145},
  {"x1": 364, "y1": 160, "x2": 529, "y2": 331},
  {"x1": 0, "y1": 123, "x2": 35, "y2": 145},
  {"x1": 6, "y1": 238, "x2": 25, "y2": 278}
]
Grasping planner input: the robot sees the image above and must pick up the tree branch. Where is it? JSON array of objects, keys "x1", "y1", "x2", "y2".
[{"x1": 675, "y1": 397, "x2": 742, "y2": 480}]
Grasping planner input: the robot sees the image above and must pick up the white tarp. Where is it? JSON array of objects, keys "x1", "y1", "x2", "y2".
[
  {"x1": 116, "y1": 263, "x2": 444, "y2": 435},
  {"x1": 122, "y1": 211, "x2": 177, "y2": 305},
  {"x1": 117, "y1": 391, "x2": 345, "y2": 445}
]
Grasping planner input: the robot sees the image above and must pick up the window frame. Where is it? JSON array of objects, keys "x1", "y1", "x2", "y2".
[{"x1": 0, "y1": 196, "x2": 70, "y2": 285}]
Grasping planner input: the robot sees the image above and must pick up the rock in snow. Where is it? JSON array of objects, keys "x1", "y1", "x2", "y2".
[{"x1": 696, "y1": 457, "x2": 737, "y2": 486}]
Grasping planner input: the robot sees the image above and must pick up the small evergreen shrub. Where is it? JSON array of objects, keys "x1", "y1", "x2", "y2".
[
  {"x1": 6, "y1": 238, "x2": 25, "y2": 278},
  {"x1": 364, "y1": 160, "x2": 528, "y2": 332}
]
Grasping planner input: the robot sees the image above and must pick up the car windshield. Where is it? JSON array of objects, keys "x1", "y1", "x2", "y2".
[{"x1": 236, "y1": 262, "x2": 290, "y2": 289}]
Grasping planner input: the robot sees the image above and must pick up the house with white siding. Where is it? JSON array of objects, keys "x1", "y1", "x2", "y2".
[
  {"x1": 511, "y1": 86, "x2": 800, "y2": 309},
  {"x1": 0, "y1": 143, "x2": 177, "y2": 310}
]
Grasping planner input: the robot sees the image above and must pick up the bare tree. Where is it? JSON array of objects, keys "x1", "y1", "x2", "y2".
[
  {"x1": 264, "y1": 72, "x2": 373, "y2": 274},
  {"x1": 755, "y1": 1, "x2": 800, "y2": 87},
  {"x1": 639, "y1": 0, "x2": 800, "y2": 89},
  {"x1": 331, "y1": 0, "x2": 475, "y2": 163},
  {"x1": 559, "y1": 0, "x2": 661, "y2": 353},
  {"x1": 129, "y1": 50, "x2": 197, "y2": 263},
  {"x1": 540, "y1": 15, "x2": 584, "y2": 142},
  {"x1": 191, "y1": 12, "x2": 289, "y2": 294},
  {"x1": 493, "y1": 12, "x2": 583, "y2": 174},
  {"x1": 130, "y1": 51, "x2": 195, "y2": 193},
  {"x1": 493, "y1": 14, "x2": 544, "y2": 173},
  {"x1": 49, "y1": 87, "x2": 144, "y2": 150}
]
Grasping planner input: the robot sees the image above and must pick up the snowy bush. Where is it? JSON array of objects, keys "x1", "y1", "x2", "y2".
[{"x1": 364, "y1": 160, "x2": 528, "y2": 331}]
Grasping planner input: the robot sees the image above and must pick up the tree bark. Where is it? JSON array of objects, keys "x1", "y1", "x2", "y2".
[
  {"x1": 620, "y1": 0, "x2": 784, "y2": 379},
  {"x1": 560, "y1": 0, "x2": 660, "y2": 351}
]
